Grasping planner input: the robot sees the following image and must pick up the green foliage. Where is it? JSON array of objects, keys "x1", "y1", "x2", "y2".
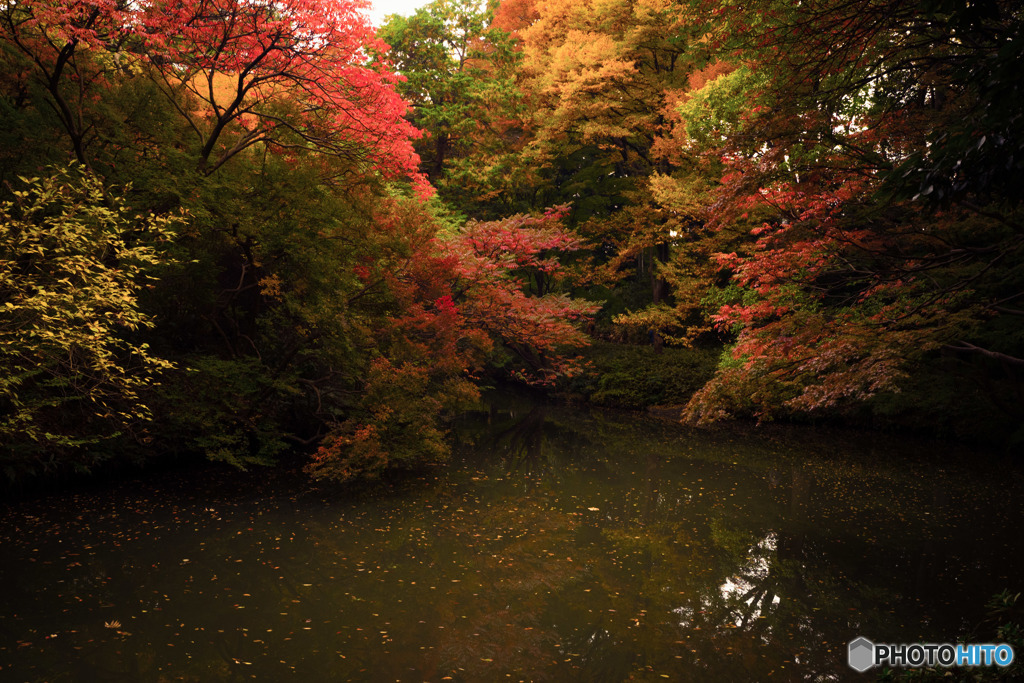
[
  {"x1": 377, "y1": 0, "x2": 522, "y2": 188},
  {"x1": 0, "y1": 166, "x2": 179, "y2": 478},
  {"x1": 564, "y1": 342, "x2": 718, "y2": 409},
  {"x1": 150, "y1": 356, "x2": 294, "y2": 469},
  {"x1": 675, "y1": 65, "x2": 765, "y2": 149}
]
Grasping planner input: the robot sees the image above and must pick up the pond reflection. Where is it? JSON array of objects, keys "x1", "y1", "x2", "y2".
[{"x1": 1, "y1": 392, "x2": 1021, "y2": 681}]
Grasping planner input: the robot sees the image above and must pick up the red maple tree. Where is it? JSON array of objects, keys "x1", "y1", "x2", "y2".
[{"x1": 136, "y1": 0, "x2": 427, "y2": 187}]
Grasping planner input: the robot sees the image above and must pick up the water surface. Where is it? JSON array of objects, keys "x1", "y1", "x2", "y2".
[{"x1": 2, "y1": 393, "x2": 1021, "y2": 681}]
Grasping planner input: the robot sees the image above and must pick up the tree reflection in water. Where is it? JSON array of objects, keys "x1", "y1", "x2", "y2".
[
  {"x1": 0, "y1": 392, "x2": 1020, "y2": 681},
  {"x1": 450, "y1": 393, "x2": 1017, "y2": 681}
]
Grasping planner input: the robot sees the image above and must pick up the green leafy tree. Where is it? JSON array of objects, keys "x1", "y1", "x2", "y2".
[{"x1": 377, "y1": 0, "x2": 527, "y2": 211}]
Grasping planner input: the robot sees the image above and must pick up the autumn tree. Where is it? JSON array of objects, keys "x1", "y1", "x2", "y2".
[
  {"x1": 519, "y1": 0, "x2": 696, "y2": 171},
  {"x1": 0, "y1": 0, "x2": 132, "y2": 170},
  {"x1": 678, "y1": 0, "x2": 1024, "y2": 435},
  {"x1": 302, "y1": 196, "x2": 487, "y2": 481},
  {"x1": 505, "y1": 0, "x2": 739, "y2": 350},
  {"x1": 305, "y1": 203, "x2": 596, "y2": 481},
  {"x1": 445, "y1": 206, "x2": 599, "y2": 381},
  {"x1": 0, "y1": 0, "x2": 445, "y2": 476},
  {"x1": 132, "y1": 0, "x2": 424, "y2": 186}
]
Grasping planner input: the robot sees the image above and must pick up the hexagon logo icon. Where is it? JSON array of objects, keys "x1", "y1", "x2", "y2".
[{"x1": 848, "y1": 637, "x2": 875, "y2": 672}]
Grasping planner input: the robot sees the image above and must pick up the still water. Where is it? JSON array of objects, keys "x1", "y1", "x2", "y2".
[{"x1": 2, "y1": 393, "x2": 1022, "y2": 682}]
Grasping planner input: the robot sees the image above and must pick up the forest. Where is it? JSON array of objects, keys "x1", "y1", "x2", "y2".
[{"x1": 1, "y1": 0, "x2": 1022, "y2": 484}]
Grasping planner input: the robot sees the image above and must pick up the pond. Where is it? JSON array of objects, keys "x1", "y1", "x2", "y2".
[{"x1": 1, "y1": 392, "x2": 1022, "y2": 682}]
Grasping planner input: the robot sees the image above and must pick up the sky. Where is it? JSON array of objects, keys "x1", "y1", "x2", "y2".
[{"x1": 364, "y1": 0, "x2": 433, "y2": 26}]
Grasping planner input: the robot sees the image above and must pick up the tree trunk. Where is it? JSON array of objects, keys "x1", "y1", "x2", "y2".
[{"x1": 650, "y1": 242, "x2": 670, "y2": 354}]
